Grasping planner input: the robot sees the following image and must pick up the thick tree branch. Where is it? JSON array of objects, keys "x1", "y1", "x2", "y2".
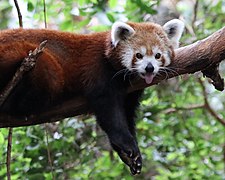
[{"x1": 0, "y1": 27, "x2": 225, "y2": 128}]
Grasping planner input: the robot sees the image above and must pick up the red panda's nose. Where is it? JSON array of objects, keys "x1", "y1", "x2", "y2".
[{"x1": 145, "y1": 63, "x2": 154, "y2": 73}]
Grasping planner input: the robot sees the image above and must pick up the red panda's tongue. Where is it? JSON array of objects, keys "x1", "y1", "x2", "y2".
[{"x1": 144, "y1": 73, "x2": 154, "y2": 84}]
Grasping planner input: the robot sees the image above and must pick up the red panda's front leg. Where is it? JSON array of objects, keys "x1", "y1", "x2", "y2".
[
  {"x1": 86, "y1": 85, "x2": 142, "y2": 175},
  {"x1": 125, "y1": 90, "x2": 144, "y2": 137}
]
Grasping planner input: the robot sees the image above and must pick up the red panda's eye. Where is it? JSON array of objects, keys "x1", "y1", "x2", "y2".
[
  {"x1": 155, "y1": 53, "x2": 161, "y2": 59},
  {"x1": 136, "y1": 53, "x2": 143, "y2": 59}
]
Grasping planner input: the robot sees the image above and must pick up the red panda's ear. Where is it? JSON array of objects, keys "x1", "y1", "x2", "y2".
[
  {"x1": 111, "y1": 22, "x2": 135, "y2": 47},
  {"x1": 163, "y1": 19, "x2": 185, "y2": 49}
]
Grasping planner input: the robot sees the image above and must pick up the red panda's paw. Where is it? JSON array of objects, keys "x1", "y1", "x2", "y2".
[
  {"x1": 130, "y1": 154, "x2": 142, "y2": 175},
  {"x1": 118, "y1": 148, "x2": 142, "y2": 175},
  {"x1": 116, "y1": 145, "x2": 142, "y2": 175},
  {"x1": 109, "y1": 133, "x2": 142, "y2": 174},
  {"x1": 128, "y1": 152, "x2": 142, "y2": 175}
]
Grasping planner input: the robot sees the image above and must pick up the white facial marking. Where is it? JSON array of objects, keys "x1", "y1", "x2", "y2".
[
  {"x1": 152, "y1": 46, "x2": 163, "y2": 65},
  {"x1": 152, "y1": 45, "x2": 171, "y2": 66},
  {"x1": 163, "y1": 52, "x2": 171, "y2": 66},
  {"x1": 140, "y1": 46, "x2": 147, "y2": 55},
  {"x1": 121, "y1": 47, "x2": 133, "y2": 70}
]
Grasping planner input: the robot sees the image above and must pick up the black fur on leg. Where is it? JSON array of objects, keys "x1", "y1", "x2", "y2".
[
  {"x1": 85, "y1": 74, "x2": 142, "y2": 175},
  {"x1": 125, "y1": 90, "x2": 144, "y2": 138}
]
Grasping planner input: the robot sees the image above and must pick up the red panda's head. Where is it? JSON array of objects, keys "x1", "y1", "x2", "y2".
[{"x1": 108, "y1": 19, "x2": 184, "y2": 84}]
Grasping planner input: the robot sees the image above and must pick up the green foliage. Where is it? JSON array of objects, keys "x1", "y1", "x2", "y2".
[
  {"x1": 124, "y1": 0, "x2": 157, "y2": 21},
  {"x1": 138, "y1": 78, "x2": 225, "y2": 179},
  {"x1": 0, "y1": 1, "x2": 12, "y2": 29},
  {"x1": 0, "y1": 0, "x2": 225, "y2": 179}
]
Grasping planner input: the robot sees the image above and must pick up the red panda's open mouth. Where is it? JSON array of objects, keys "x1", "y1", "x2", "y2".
[
  {"x1": 144, "y1": 73, "x2": 155, "y2": 84},
  {"x1": 140, "y1": 73, "x2": 155, "y2": 84}
]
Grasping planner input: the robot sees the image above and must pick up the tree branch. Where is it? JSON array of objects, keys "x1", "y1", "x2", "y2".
[
  {"x1": 198, "y1": 78, "x2": 225, "y2": 127},
  {"x1": 0, "y1": 26, "x2": 225, "y2": 128},
  {"x1": 162, "y1": 104, "x2": 204, "y2": 114},
  {"x1": 6, "y1": 2, "x2": 23, "y2": 179},
  {"x1": 13, "y1": 0, "x2": 23, "y2": 28},
  {"x1": 6, "y1": 128, "x2": 12, "y2": 180},
  {"x1": 161, "y1": 79, "x2": 225, "y2": 127}
]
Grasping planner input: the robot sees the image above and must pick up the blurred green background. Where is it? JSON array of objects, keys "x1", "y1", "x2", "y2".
[{"x1": 0, "y1": 0, "x2": 225, "y2": 179}]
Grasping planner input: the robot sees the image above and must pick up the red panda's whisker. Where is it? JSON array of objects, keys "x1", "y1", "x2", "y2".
[
  {"x1": 158, "y1": 70, "x2": 169, "y2": 80},
  {"x1": 111, "y1": 68, "x2": 127, "y2": 80},
  {"x1": 160, "y1": 67, "x2": 179, "y2": 77}
]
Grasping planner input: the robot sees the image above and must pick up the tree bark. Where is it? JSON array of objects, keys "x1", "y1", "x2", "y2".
[{"x1": 0, "y1": 27, "x2": 225, "y2": 128}]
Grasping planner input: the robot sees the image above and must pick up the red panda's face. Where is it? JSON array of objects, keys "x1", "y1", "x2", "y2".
[{"x1": 110, "y1": 19, "x2": 184, "y2": 84}]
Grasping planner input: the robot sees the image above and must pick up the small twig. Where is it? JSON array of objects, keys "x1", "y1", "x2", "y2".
[
  {"x1": 13, "y1": 0, "x2": 23, "y2": 28},
  {"x1": 42, "y1": 2, "x2": 54, "y2": 178},
  {"x1": 43, "y1": 0, "x2": 47, "y2": 28},
  {"x1": 163, "y1": 104, "x2": 204, "y2": 114},
  {"x1": 6, "y1": 128, "x2": 13, "y2": 180},
  {"x1": 44, "y1": 125, "x2": 55, "y2": 180},
  {"x1": 0, "y1": 40, "x2": 47, "y2": 107},
  {"x1": 198, "y1": 78, "x2": 225, "y2": 127}
]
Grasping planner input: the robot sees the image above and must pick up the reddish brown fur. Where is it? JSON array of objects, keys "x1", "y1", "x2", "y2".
[{"x1": 0, "y1": 29, "x2": 109, "y2": 97}]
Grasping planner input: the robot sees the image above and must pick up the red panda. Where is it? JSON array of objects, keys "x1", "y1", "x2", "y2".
[{"x1": 0, "y1": 19, "x2": 184, "y2": 175}]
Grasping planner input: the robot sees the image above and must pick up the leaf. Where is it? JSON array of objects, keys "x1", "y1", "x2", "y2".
[
  {"x1": 27, "y1": 1, "x2": 34, "y2": 12},
  {"x1": 106, "y1": 13, "x2": 115, "y2": 23}
]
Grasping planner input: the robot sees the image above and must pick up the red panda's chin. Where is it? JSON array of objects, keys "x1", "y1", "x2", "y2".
[{"x1": 144, "y1": 73, "x2": 155, "y2": 84}]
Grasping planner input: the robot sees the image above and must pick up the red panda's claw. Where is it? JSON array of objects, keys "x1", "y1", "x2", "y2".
[
  {"x1": 130, "y1": 155, "x2": 142, "y2": 175},
  {"x1": 117, "y1": 149, "x2": 142, "y2": 175}
]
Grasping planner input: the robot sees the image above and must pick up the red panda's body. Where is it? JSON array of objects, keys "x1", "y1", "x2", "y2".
[
  {"x1": 0, "y1": 20, "x2": 184, "y2": 175},
  {"x1": 0, "y1": 29, "x2": 115, "y2": 115},
  {"x1": 0, "y1": 29, "x2": 108, "y2": 103}
]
